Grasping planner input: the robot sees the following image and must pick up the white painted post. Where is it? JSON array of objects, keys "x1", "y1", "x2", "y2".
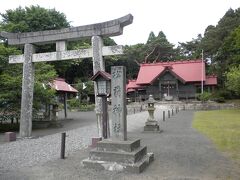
[{"x1": 201, "y1": 50, "x2": 204, "y2": 94}]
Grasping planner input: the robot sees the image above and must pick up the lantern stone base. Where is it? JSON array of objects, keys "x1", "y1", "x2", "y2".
[
  {"x1": 91, "y1": 137, "x2": 102, "y2": 148},
  {"x1": 144, "y1": 121, "x2": 161, "y2": 132},
  {"x1": 82, "y1": 139, "x2": 154, "y2": 173}
]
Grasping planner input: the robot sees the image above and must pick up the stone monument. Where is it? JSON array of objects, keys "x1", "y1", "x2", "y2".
[
  {"x1": 82, "y1": 66, "x2": 154, "y2": 173},
  {"x1": 0, "y1": 14, "x2": 133, "y2": 137},
  {"x1": 111, "y1": 66, "x2": 127, "y2": 140}
]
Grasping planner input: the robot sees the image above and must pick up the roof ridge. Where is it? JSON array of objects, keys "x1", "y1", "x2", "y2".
[{"x1": 140, "y1": 59, "x2": 203, "y2": 66}]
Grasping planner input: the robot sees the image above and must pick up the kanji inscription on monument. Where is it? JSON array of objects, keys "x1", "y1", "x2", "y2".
[{"x1": 111, "y1": 66, "x2": 127, "y2": 141}]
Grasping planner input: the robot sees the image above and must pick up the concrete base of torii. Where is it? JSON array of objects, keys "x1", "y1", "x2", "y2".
[{"x1": 82, "y1": 139, "x2": 154, "y2": 173}]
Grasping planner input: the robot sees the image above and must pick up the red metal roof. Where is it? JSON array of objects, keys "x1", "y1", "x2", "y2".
[
  {"x1": 136, "y1": 60, "x2": 206, "y2": 85},
  {"x1": 51, "y1": 78, "x2": 78, "y2": 93},
  {"x1": 126, "y1": 80, "x2": 142, "y2": 93},
  {"x1": 127, "y1": 88, "x2": 136, "y2": 93},
  {"x1": 205, "y1": 75, "x2": 217, "y2": 85},
  {"x1": 127, "y1": 80, "x2": 141, "y2": 89}
]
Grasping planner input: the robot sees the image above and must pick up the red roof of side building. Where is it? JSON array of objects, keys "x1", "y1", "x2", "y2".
[
  {"x1": 126, "y1": 79, "x2": 142, "y2": 92},
  {"x1": 51, "y1": 78, "x2": 78, "y2": 93},
  {"x1": 136, "y1": 60, "x2": 206, "y2": 85},
  {"x1": 205, "y1": 75, "x2": 217, "y2": 85}
]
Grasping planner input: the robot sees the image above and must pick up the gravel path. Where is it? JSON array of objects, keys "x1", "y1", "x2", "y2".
[
  {"x1": 1, "y1": 106, "x2": 239, "y2": 179},
  {"x1": 0, "y1": 105, "x2": 167, "y2": 173},
  {"x1": 0, "y1": 124, "x2": 97, "y2": 172}
]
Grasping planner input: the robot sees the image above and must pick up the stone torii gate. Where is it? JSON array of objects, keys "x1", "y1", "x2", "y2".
[{"x1": 0, "y1": 14, "x2": 133, "y2": 137}]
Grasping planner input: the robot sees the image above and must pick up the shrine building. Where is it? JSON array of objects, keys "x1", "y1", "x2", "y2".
[{"x1": 127, "y1": 60, "x2": 217, "y2": 101}]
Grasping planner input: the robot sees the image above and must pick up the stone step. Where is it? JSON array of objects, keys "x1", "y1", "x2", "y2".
[
  {"x1": 144, "y1": 124, "x2": 160, "y2": 132},
  {"x1": 82, "y1": 152, "x2": 154, "y2": 173},
  {"x1": 125, "y1": 152, "x2": 154, "y2": 173},
  {"x1": 96, "y1": 139, "x2": 140, "y2": 152},
  {"x1": 89, "y1": 146, "x2": 147, "y2": 164}
]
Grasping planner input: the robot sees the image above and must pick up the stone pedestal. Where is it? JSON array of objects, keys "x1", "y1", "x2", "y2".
[
  {"x1": 82, "y1": 139, "x2": 154, "y2": 173},
  {"x1": 144, "y1": 120, "x2": 160, "y2": 132}
]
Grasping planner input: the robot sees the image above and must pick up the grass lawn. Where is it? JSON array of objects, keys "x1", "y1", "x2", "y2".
[{"x1": 193, "y1": 109, "x2": 240, "y2": 165}]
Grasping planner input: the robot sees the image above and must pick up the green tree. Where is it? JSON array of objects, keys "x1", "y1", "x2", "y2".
[
  {"x1": 147, "y1": 31, "x2": 156, "y2": 44},
  {"x1": 0, "y1": 5, "x2": 69, "y2": 33},
  {"x1": 196, "y1": 8, "x2": 240, "y2": 87},
  {"x1": 0, "y1": 6, "x2": 66, "y2": 111},
  {"x1": 34, "y1": 63, "x2": 57, "y2": 109},
  {"x1": 65, "y1": 58, "x2": 93, "y2": 83},
  {"x1": 201, "y1": 8, "x2": 240, "y2": 60},
  {"x1": 177, "y1": 34, "x2": 203, "y2": 59},
  {"x1": 210, "y1": 25, "x2": 240, "y2": 86},
  {"x1": 113, "y1": 31, "x2": 175, "y2": 79},
  {"x1": 0, "y1": 44, "x2": 56, "y2": 111},
  {"x1": 225, "y1": 65, "x2": 240, "y2": 96},
  {"x1": 216, "y1": 26, "x2": 240, "y2": 70},
  {"x1": 0, "y1": 44, "x2": 22, "y2": 111},
  {"x1": 0, "y1": 5, "x2": 71, "y2": 76},
  {"x1": 145, "y1": 31, "x2": 174, "y2": 62},
  {"x1": 75, "y1": 80, "x2": 94, "y2": 103},
  {"x1": 112, "y1": 44, "x2": 145, "y2": 79}
]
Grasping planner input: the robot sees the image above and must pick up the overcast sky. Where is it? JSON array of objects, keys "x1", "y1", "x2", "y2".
[{"x1": 0, "y1": 0, "x2": 239, "y2": 46}]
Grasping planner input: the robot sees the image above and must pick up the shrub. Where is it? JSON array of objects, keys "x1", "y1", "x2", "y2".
[
  {"x1": 197, "y1": 92, "x2": 212, "y2": 102},
  {"x1": 67, "y1": 98, "x2": 81, "y2": 109},
  {"x1": 211, "y1": 89, "x2": 238, "y2": 103},
  {"x1": 67, "y1": 98, "x2": 94, "y2": 111},
  {"x1": 0, "y1": 124, "x2": 19, "y2": 132},
  {"x1": 214, "y1": 89, "x2": 234, "y2": 99},
  {"x1": 79, "y1": 104, "x2": 95, "y2": 111},
  {"x1": 214, "y1": 96, "x2": 226, "y2": 103}
]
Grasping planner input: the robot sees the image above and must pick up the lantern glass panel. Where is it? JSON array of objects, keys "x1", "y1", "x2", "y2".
[
  {"x1": 148, "y1": 103, "x2": 154, "y2": 107},
  {"x1": 106, "y1": 81, "x2": 111, "y2": 95},
  {"x1": 97, "y1": 80, "x2": 107, "y2": 95}
]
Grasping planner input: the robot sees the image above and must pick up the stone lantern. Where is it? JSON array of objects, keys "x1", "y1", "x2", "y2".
[
  {"x1": 91, "y1": 71, "x2": 111, "y2": 139},
  {"x1": 144, "y1": 95, "x2": 160, "y2": 132},
  {"x1": 49, "y1": 103, "x2": 62, "y2": 128}
]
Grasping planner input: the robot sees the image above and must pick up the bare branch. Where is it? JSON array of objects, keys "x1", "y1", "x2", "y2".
[
  {"x1": 134, "y1": 59, "x2": 140, "y2": 66},
  {"x1": 154, "y1": 52, "x2": 161, "y2": 62},
  {"x1": 144, "y1": 46, "x2": 157, "y2": 63}
]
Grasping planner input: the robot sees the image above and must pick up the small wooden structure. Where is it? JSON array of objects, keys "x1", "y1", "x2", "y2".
[{"x1": 50, "y1": 78, "x2": 78, "y2": 118}]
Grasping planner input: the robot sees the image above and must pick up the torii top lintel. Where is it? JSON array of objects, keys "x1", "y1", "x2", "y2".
[{"x1": 0, "y1": 14, "x2": 133, "y2": 46}]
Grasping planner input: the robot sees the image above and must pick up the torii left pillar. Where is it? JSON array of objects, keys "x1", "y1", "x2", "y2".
[{"x1": 20, "y1": 44, "x2": 35, "y2": 137}]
